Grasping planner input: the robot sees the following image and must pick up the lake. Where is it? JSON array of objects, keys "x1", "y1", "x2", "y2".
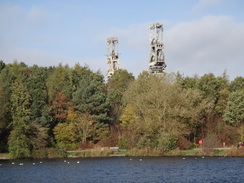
[{"x1": 0, "y1": 156, "x2": 243, "y2": 183}]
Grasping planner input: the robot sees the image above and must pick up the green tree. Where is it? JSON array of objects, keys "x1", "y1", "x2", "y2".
[
  {"x1": 46, "y1": 64, "x2": 72, "y2": 102},
  {"x1": 229, "y1": 76, "x2": 244, "y2": 92},
  {"x1": 224, "y1": 90, "x2": 244, "y2": 124},
  {"x1": 8, "y1": 81, "x2": 32, "y2": 158},
  {"x1": 29, "y1": 123, "x2": 49, "y2": 149},
  {"x1": 107, "y1": 89, "x2": 123, "y2": 124},
  {"x1": 180, "y1": 75, "x2": 199, "y2": 89},
  {"x1": 196, "y1": 73, "x2": 230, "y2": 138},
  {"x1": 0, "y1": 82, "x2": 9, "y2": 134},
  {"x1": 53, "y1": 122, "x2": 79, "y2": 149},
  {"x1": 107, "y1": 69, "x2": 135, "y2": 91},
  {"x1": 123, "y1": 74, "x2": 190, "y2": 151},
  {"x1": 197, "y1": 73, "x2": 228, "y2": 102},
  {"x1": 71, "y1": 63, "x2": 95, "y2": 91},
  {"x1": 72, "y1": 73, "x2": 110, "y2": 124},
  {"x1": 0, "y1": 62, "x2": 29, "y2": 151},
  {"x1": 0, "y1": 60, "x2": 5, "y2": 73},
  {"x1": 107, "y1": 69, "x2": 135, "y2": 125},
  {"x1": 23, "y1": 65, "x2": 51, "y2": 127}
]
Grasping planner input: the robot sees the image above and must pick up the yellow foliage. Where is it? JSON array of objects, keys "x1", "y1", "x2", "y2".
[
  {"x1": 53, "y1": 122, "x2": 79, "y2": 146},
  {"x1": 120, "y1": 104, "x2": 135, "y2": 128}
]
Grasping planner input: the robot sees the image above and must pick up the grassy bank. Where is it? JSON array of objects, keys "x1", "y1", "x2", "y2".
[
  {"x1": 168, "y1": 147, "x2": 244, "y2": 157},
  {"x1": 66, "y1": 147, "x2": 244, "y2": 158},
  {"x1": 66, "y1": 148, "x2": 114, "y2": 158},
  {"x1": 1, "y1": 147, "x2": 243, "y2": 159},
  {"x1": 0, "y1": 153, "x2": 10, "y2": 159}
]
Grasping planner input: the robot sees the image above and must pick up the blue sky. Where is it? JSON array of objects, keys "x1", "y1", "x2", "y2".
[{"x1": 0, "y1": 0, "x2": 243, "y2": 80}]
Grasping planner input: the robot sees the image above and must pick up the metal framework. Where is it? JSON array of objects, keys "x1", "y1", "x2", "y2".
[
  {"x1": 106, "y1": 37, "x2": 120, "y2": 80},
  {"x1": 148, "y1": 23, "x2": 166, "y2": 74}
]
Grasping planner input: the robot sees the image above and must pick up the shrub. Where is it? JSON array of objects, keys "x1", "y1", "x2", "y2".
[
  {"x1": 47, "y1": 148, "x2": 66, "y2": 158},
  {"x1": 202, "y1": 134, "x2": 221, "y2": 154},
  {"x1": 118, "y1": 136, "x2": 128, "y2": 149},
  {"x1": 158, "y1": 134, "x2": 178, "y2": 152},
  {"x1": 178, "y1": 137, "x2": 192, "y2": 150},
  {"x1": 32, "y1": 148, "x2": 48, "y2": 159}
]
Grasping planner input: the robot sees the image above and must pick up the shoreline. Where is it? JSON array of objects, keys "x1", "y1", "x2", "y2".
[{"x1": 1, "y1": 147, "x2": 243, "y2": 159}]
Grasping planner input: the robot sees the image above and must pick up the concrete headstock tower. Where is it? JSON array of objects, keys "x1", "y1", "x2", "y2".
[
  {"x1": 148, "y1": 23, "x2": 166, "y2": 74},
  {"x1": 106, "y1": 37, "x2": 120, "y2": 80}
]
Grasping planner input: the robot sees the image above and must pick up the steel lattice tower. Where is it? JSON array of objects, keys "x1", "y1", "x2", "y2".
[
  {"x1": 148, "y1": 23, "x2": 166, "y2": 74},
  {"x1": 106, "y1": 37, "x2": 120, "y2": 80}
]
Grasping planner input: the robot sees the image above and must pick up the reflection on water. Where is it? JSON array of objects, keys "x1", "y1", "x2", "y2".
[{"x1": 0, "y1": 157, "x2": 244, "y2": 183}]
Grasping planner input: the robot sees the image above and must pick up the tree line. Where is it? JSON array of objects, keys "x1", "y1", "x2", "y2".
[{"x1": 0, "y1": 60, "x2": 243, "y2": 158}]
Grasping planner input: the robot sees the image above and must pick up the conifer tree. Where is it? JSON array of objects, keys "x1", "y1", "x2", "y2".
[{"x1": 8, "y1": 81, "x2": 32, "y2": 158}]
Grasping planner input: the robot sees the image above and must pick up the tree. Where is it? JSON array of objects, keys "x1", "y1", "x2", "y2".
[
  {"x1": 0, "y1": 82, "x2": 9, "y2": 135},
  {"x1": 71, "y1": 63, "x2": 95, "y2": 91},
  {"x1": 107, "y1": 89, "x2": 123, "y2": 125},
  {"x1": 0, "y1": 83, "x2": 11, "y2": 152},
  {"x1": 123, "y1": 74, "x2": 191, "y2": 151},
  {"x1": 229, "y1": 76, "x2": 244, "y2": 92},
  {"x1": 107, "y1": 69, "x2": 135, "y2": 125},
  {"x1": 28, "y1": 123, "x2": 49, "y2": 149},
  {"x1": 120, "y1": 104, "x2": 136, "y2": 129},
  {"x1": 107, "y1": 69, "x2": 134, "y2": 91},
  {"x1": 53, "y1": 122, "x2": 79, "y2": 149},
  {"x1": 0, "y1": 60, "x2": 5, "y2": 73},
  {"x1": 52, "y1": 92, "x2": 71, "y2": 125},
  {"x1": 196, "y1": 73, "x2": 230, "y2": 138},
  {"x1": 54, "y1": 109, "x2": 96, "y2": 148},
  {"x1": 8, "y1": 81, "x2": 32, "y2": 158},
  {"x1": 224, "y1": 90, "x2": 244, "y2": 124},
  {"x1": 75, "y1": 112, "x2": 96, "y2": 144},
  {"x1": 180, "y1": 75, "x2": 199, "y2": 89},
  {"x1": 0, "y1": 62, "x2": 26, "y2": 124},
  {"x1": 46, "y1": 64, "x2": 72, "y2": 102},
  {"x1": 197, "y1": 73, "x2": 228, "y2": 102},
  {"x1": 22, "y1": 65, "x2": 51, "y2": 127},
  {"x1": 0, "y1": 62, "x2": 29, "y2": 151},
  {"x1": 69, "y1": 108, "x2": 109, "y2": 145},
  {"x1": 72, "y1": 73, "x2": 110, "y2": 124}
]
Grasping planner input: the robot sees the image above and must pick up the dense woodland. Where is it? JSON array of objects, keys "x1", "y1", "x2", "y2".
[{"x1": 0, "y1": 60, "x2": 243, "y2": 158}]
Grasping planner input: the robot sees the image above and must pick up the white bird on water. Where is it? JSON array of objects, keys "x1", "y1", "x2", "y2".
[
  {"x1": 19, "y1": 163, "x2": 23, "y2": 166},
  {"x1": 77, "y1": 161, "x2": 80, "y2": 164}
]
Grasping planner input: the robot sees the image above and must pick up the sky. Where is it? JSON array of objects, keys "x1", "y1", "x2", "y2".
[{"x1": 0, "y1": 0, "x2": 243, "y2": 80}]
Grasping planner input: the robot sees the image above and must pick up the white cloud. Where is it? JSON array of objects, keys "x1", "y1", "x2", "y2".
[
  {"x1": 192, "y1": 0, "x2": 221, "y2": 12},
  {"x1": 97, "y1": 17, "x2": 244, "y2": 80},
  {"x1": 165, "y1": 15, "x2": 244, "y2": 79},
  {"x1": 1, "y1": 3, "x2": 243, "y2": 80},
  {"x1": 27, "y1": 5, "x2": 52, "y2": 24}
]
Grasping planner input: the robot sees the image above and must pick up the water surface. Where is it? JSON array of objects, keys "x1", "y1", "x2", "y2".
[{"x1": 0, "y1": 156, "x2": 243, "y2": 183}]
